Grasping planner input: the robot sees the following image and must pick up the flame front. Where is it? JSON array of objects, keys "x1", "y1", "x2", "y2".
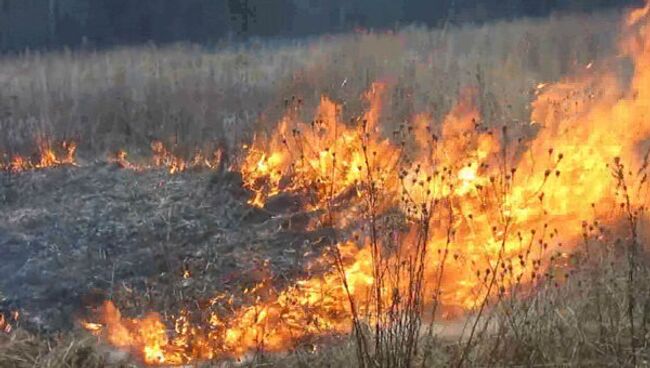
[
  {"x1": 1, "y1": 140, "x2": 77, "y2": 173},
  {"x1": 242, "y1": 82, "x2": 397, "y2": 209},
  {"x1": 108, "y1": 141, "x2": 224, "y2": 174},
  {"x1": 84, "y1": 2, "x2": 650, "y2": 365}
]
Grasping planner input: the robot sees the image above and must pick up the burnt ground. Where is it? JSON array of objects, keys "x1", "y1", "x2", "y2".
[{"x1": 0, "y1": 163, "x2": 334, "y2": 333}]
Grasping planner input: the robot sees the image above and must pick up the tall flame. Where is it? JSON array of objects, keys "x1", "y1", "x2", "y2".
[
  {"x1": 241, "y1": 82, "x2": 398, "y2": 209},
  {"x1": 84, "y1": 2, "x2": 650, "y2": 365}
]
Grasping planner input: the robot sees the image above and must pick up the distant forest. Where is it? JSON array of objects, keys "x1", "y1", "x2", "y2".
[{"x1": 0, "y1": 0, "x2": 642, "y2": 51}]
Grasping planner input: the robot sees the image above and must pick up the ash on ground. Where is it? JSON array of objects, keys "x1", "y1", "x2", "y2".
[{"x1": 0, "y1": 164, "x2": 334, "y2": 332}]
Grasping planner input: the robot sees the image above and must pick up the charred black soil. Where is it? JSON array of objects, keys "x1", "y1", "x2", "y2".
[{"x1": 0, "y1": 164, "x2": 334, "y2": 334}]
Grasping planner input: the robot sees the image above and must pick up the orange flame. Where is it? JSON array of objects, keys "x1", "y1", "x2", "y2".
[
  {"x1": 85, "y1": 2, "x2": 650, "y2": 365},
  {"x1": 241, "y1": 82, "x2": 398, "y2": 209},
  {"x1": 1, "y1": 141, "x2": 77, "y2": 173},
  {"x1": 0, "y1": 310, "x2": 19, "y2": 334}
]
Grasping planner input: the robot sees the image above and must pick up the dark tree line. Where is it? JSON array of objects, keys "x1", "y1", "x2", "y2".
[{"x1": 0, "y1": 0, "x2": 642, "y2": 51}]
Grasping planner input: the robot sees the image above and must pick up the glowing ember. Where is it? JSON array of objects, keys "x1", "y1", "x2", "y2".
[
  {"x1": 84, "y1": 2, "x2": 650, "y2": 365},
  {"x1": 110, "y1": 141, "x2": 224, "y2": 174}
]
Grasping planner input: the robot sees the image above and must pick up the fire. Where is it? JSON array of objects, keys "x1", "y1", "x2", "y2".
[
  {"x1": 84, "y1": 1, "x2": 650, "y2": 365},
  {"x1": 400, "y1": 88, "x2": 498, "y2": 212},
  {"x1": 87, "y1": 302, "x2": 173, "y2": 364},
  {"x1": 241, "y1": 83, "x2": 399, "y2": 209},
  {"x1": 1, "y1": 140, "x2": 77, "y2": 173},
  {"x1": 0, "y1": 314, "x2": 9, "y2": 334},
  {"x1": 85, "y1": 243, "x2": 371, "y2": 364},
  {"x1": 103, "y1": 141, "x2": 224, "y2": 175},
  {"x1": 151, "y1": 141, "x2": 188, "y2": 174},
  {"x1": 7, "y1": 155, "x2": 30, "y2": 173},
  {"x1": 0, "y1": 138, "x2": 224, "y2": 175},
  {"x1": 110, "y1": 149, "x2": 139, "y2": 170},
  {"x1": 110, "y1": 141, "x2": 224, "y2": 174},
  {"x1": 0, "y1": 311, "x2": 19, "y2": 334}
]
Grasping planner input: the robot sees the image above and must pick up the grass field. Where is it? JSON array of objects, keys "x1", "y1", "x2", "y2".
[
  {"x1": 0, "y1": 10, "x2": 621, "y2": 157},
  {"x1": 2, "y1": 6, "x2": 650, "y2": 368}
]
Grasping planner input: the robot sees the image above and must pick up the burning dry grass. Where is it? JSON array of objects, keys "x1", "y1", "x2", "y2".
[
  {"x1": 107, "y1": 140, "x2": 225, "y2": 174},
  {"x1": 0, "y1": 140, "x2": 77, "y2": 173},
  {"x1": 0, "y1": 11, "x2": 620, "y2": 158},
  {"x1": 0, "y1": 4, "x2": 647, "y2": 368},
  {"x1": 2, "y1": 246, "x2": 649, "y2": 368},
  {"x1": 80, "y1": 1, "x2": 650, "y2": 362}
]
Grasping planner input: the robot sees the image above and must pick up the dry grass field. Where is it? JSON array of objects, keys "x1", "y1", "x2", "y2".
[
  {"x1": 2, "y1": 6, "x2": 650, "y2": 368},
  {"x1": 0, "y1": 10, "x2": 620, "y2": 156}
]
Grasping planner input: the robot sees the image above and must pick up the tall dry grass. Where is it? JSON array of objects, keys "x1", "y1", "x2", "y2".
[
  {"x1": 1, "y1": 8, "x2": 644, "y2": 368},
  {"x1": 0, "y1": 11, "x2": 621, "y2": 160}
]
